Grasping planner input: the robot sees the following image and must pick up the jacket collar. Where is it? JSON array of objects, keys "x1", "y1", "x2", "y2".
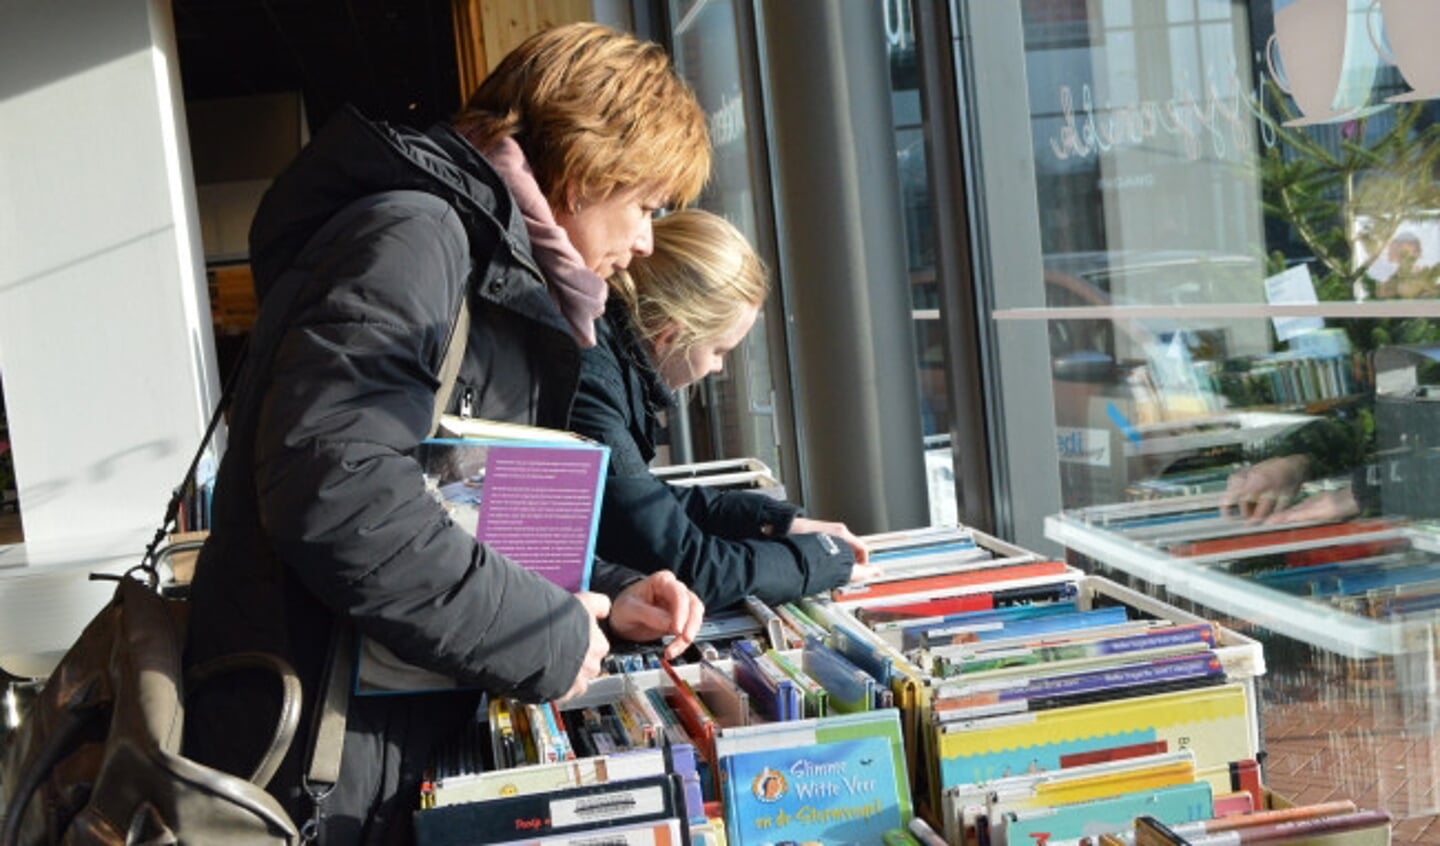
[
  {"x1": 249, "y1": 105, "x2": 567, "y2": 336},
  {"x1": 600, "y1": 298, "x2": 673, "y2": 417}
]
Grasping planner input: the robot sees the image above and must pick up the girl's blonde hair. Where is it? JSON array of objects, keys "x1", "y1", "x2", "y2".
[
  {"x1": 453, "y1": 22, "x2": 710, "y2": 210},
  {"x1": 611, "y1": 209, "x2": 768, "y2": 357}
]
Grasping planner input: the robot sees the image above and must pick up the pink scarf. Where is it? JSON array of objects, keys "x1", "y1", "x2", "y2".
[{"x1": 483, "y1": 137, "x2": 606, "y2": 348}]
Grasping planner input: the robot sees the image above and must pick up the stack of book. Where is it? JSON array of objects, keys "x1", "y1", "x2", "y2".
[
  {"x1": 810, "y1": 532, "x2": 1273, "y2": 846},
  {"x1": 398, "y1": 486, "x2": 1390, "y2": 845},
  {"x1": 415, "y1": 652, "x2": 918, "y2": 845}
]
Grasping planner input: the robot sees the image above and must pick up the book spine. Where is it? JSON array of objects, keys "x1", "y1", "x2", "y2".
[
  {"x1": 1189, "y1": 809, "x2": 1392, "y2": 845},
  {"x1": 945, "y1": 622, "x2": 1216, "y2": 674}
]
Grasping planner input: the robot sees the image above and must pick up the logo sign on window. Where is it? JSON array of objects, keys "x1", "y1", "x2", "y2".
[{"x1": 1056, "y1": 427, "x2": 1111, "y2": 466}]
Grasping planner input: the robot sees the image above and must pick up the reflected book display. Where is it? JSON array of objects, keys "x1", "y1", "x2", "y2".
[{"x1": 1049, "y1": 494, "x2": 1440, "y2": 657}]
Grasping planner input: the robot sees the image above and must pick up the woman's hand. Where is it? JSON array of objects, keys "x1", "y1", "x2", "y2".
[
  {"x1": 789, "y1": 517, "x2": 870, "y2": 563},
  {"x1": 558, "y1": 592, "x2": 611, "y2": 703},
  {"x1": 608, "y1": 571, "x2": 705, "y2": 659}
]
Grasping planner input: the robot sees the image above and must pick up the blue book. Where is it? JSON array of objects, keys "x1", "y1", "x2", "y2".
[
  {"x1": 1001, "y1": 780, "x2": 1213, "y2": 845},
  {"x1": 802, "y1": 637, "x2": 879, "y2": 714},
  {"x1": 921, "y1": 606, "x2": 1131, "y2": 648},
  {"x1": 731, "y1": 639, "x2": 802, "y2": 721},
  {"x1": 716, "y1": 710, "x2": 912, "y2": 846},
  {"x1": 869, "y1": 601, "x2": 1081, "y2": 650}
]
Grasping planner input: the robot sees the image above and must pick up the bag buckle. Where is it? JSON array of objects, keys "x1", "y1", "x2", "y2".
[{"x1": 300, "y1": 777, "x2": 336, "y2": 843}]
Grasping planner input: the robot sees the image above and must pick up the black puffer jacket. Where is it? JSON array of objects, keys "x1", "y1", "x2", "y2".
[
  {"x1": 569, "y1": 298, "x2": 855, "y2": 610},
  {"x1": 185, "y1": 107, "x2": 629, "y2": 844}
]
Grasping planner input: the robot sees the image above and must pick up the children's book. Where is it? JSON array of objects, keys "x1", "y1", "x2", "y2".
[
  {"x1": 832, "y1": 559, "x2": 1078, "y2": 604},
  {"x1": 714, "y1": 709, "x2": 912, "y2": 846},
  {"x1": 413, "y1": 772, "x2": 686, "y2": 845},
  {"x1": 1001, "y1": 780, "x2": 1215, "y2": 846},
  {"x1": 931, "y1": 652, "x2": 1226, "y2": 720},
  {"x1": 355, "y1": 416, "x2": 609, "y2": 694},
  {"x1": 482, "y1": 816, "x2": 687, "y2": 846},
  {"x1": 933, "y1": 682, "x2": 1255, "y2": 794},
  {"x1": 427, "y1": 747, "x2": 668, "y2": 808},
  {"x1": 868, "y1": 601, "x2": 1081, "y2": 650}
]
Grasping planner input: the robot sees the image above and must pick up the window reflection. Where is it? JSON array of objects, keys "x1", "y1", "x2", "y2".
[{"x1": 1014, "y1": 0, "x2": 1440, "y2": 829}]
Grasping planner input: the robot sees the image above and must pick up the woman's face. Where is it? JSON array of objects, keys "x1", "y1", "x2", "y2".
[
  {"x1": 555, "y1": 186, "x2": 667, "y2": 278},
  {"x1": 652, "y1": 303, "x2": 761, "y2": 390}
]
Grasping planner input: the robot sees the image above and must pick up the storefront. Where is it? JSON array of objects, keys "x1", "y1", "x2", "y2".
[{"x1": 666, "y1": 0, "x2": 1440, "y2": 832}]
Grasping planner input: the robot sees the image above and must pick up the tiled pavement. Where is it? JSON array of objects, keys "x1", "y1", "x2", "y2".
[{"x1": 1261, "y1": 664, "x2": 1440, "y2": 844}]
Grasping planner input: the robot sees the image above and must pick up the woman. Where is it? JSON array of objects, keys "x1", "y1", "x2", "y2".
[
  {"x1": 185, "y1": 23, "x2": 709, "y2": 844},
  {"x1": 570, "y1": 209, "x2": 876, "y2": 610}
]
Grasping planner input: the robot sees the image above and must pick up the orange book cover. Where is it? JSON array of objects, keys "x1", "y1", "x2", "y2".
[
  {"x1": 834, "y1": 559, "x2": 1073, "y2": 603},
  {"x1": 1168, "y1": 519, "x2": 1397, "y2": 557}
]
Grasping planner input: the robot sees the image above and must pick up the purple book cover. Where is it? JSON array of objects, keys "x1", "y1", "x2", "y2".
[
  {"x1": 947, "y1": 622, "x2": 1218, "y2": 675},
  {"x1": 937, "y1": 652, "x2": 1224, "y2": 716},
  {"x1": 474, "y1": 444, "x2": 607, "y2": 592},
  {"x1": 422, "y1": 439, "x2": 609, "y2": 592}
]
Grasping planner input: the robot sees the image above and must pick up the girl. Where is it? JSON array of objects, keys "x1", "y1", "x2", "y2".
[{"x1": 571, "y1": 209, "x2": 877, "y2": 610}]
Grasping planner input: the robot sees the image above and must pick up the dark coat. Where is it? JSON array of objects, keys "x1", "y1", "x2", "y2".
[
  {"x1": 569, "y1": 299, "x2": 855, "y2": 610},
  {"x1": 184, "y1": 106, "x2": 630, "y2": 844}
]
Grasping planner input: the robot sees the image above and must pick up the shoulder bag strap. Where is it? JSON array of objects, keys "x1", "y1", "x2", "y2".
[{"x1": 301, "y1": 293, "x2": 472, "y2": 841}]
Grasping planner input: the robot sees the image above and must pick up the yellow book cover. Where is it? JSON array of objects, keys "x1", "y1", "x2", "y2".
[{"x1": 935, "y1": 683, "x2": 1252, "y2": 790}]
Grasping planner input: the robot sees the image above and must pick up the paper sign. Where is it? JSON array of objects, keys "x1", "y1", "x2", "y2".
[{"x1": 1263, "y1": 264, "x2": 1325, "y2": 342}]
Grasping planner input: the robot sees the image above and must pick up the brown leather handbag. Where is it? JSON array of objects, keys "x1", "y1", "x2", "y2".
[{"x1": 0, "y1": 568, "x2": 301, "y2": 845}]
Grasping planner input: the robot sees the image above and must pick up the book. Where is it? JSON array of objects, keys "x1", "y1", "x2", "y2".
[
  {"x1": 423, "y1": 417, "x2": 610, "y2": 593},
  {"x1": 940, "y1": 750, "x2": 1195, "y2": 846},
  {"x1": 412, "y1": 773, "x2": 687, "y2": 845},
  {"x1": 869, "y1": 601, "x2": 1082, "y2": 650},
  {"x1": 832, "y1": 559, "x2": 1078, "y2": 604},
  {"x1": 1001, "y1": 781, "x2": 1214, "y2": 846},
  {"x1": 990, "y1": 750, "x2": 1200, "y2": 815},
  {"x1": 484, "y1": 816, "x2": 686, "y2": 845},
  {"x1": 697, "y1": 659, "x2": 751, "y2": 728},
  {"x1": 355, "y1": 416, "x2": 609, "y2": 694},
  {"x1": 1134, "y1": 807, "x2": 1391, "y2": 846},
  {"x1": 714, "y1": 709, "x2": 912, "y2": 846},
  {"x1": 931, "y1": 652, "x2": 1226, "y2": 720},
  {"x1": 428, "y1": 748, "x2": 668, "y2": 808},
  {"x1": 801, "y1": 636, "x2": 879, "y2": 714},
  {"x1": 917, "y1": 605, "x2": 1131, "y2": 648},
  {"x1": 934, "y1": 682, "x2": 1256, "y2": 793},
  {"x1": 929, "y1": 621, "x2": 1218, "y2": 679},
  {"x1": 767, "y1": 647, "x2": 830, "y2": 718},
  {"x1": 730, "y1": 638, "x2": 802, "y2": 722}
]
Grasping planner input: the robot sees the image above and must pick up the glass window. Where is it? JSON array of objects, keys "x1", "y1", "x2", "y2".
[
  {"x1": 967, "y1": 0, "x2": 1440, "y2": 830},
  {"x1": 665, "y1": 0, "x2": 789, "y2": 478},
  {"x1": 888, "y1": 0, "x2": 960, "y2": 525}
]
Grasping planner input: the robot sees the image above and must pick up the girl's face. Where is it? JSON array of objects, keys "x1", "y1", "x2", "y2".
[
  {"x1": 555, "y1": 186, "x2": 667, "y2": 278},
  {"x1": 652, "y1": 303, "x2": 761, "y2": 390}
]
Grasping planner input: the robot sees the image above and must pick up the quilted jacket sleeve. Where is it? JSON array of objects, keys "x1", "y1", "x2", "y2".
[{"x1": 251, "y1": 192, "x2": 589, "y2": 703}]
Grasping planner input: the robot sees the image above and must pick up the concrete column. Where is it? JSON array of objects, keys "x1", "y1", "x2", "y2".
[
  {"x1": 0, "y1": 0, "x2": 219, "y2": 671},
  {"x1": 755, "y1": 0, "x2": 929, "y2": 533}
]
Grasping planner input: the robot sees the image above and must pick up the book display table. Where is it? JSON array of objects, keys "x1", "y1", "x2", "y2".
[{"x1": 1046, "y1": 498, "x2": 1440, "y2": 830}]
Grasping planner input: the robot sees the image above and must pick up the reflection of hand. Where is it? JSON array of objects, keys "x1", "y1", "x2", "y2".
[
  {"x1": 789, "y1": 517, "x2": 870, "y2": 563},
  {"x1": 558, "y1": 592, "x2": 611, "y2": 704},
  {"x1": 609, "y1": 571, "x2": 705, "y2": 660},
  {"x1": 1220, "y1": 455, "x2": 1309, "y2": 522},
  {"x1": 1259, "y1": 488, "x2": 1359, "y2": 526}
]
